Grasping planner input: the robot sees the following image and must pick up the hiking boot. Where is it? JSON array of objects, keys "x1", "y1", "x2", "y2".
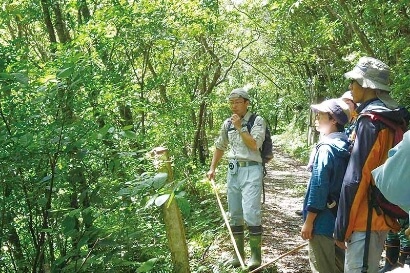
[
  {"x1": 230, "y1": 226, "x2": 245, "y2": 268},
  {"x1": 379, "y1": 239, "x2": 400, "y2": 273},
  {"x1": 248, "y1": 226, "x2": 262, "y2": 271},
  {"x1": 397, "y1": 246, "x2": 410, "y2": 268}
]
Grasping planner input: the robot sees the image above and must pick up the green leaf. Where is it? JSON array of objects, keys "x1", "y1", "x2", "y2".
[
  {"x1": 77, "y1": 235, "x2": 90, "y2": 248},
  {"x1": 40, "y1": 175, "x2": 52, "y2": 182},
  {"x1": 176, "y1": 196, "x2": 191, "y2": 218},
  {"x1": 137, "y1": 258, "x2": 158, "y2": 272},
  {"x1": 61, "y1": 216, "x2": 76, "y2": 235},
  {"x1": 0, "y1": 72, "x2": 28, "y2": 85},
  {"x1": 122, "y1": 125, "x2": 134, "y2": 130},
  {"x1": 91, "y1": 125, "x2": 113, "y2": 140},
  {"x1": 118, "y1": 188, "x2": 131, "y2": 196},
  {"x1": 151, "y1": 173, "x2": 168, "y2": 189},
  {"x1": 0, "y1": 72, "x2": 13, "y2": 80},
  {"x1": 11, "y1": 73, "x2": 29, "y2": 85},
  {"x1": 144, "y1": 194, "x2": 157, "y2": 208},
  {"x1": 120, "y1": 130, "x2": 137, "y2": 139},
  {"x1": 82, "y1": 208, "x2": 93, "y2": 226},
  {"x1": 99, "y1": 125, "x2": 112, "y2": 135},
  {"x1": 57, "y1": 67, "x2": 73, "y2": 78}
]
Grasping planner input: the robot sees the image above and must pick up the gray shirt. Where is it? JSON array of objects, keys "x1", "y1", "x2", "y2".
[{"x1": 215, "y1": 112, "x2": 266, "y2": 163}]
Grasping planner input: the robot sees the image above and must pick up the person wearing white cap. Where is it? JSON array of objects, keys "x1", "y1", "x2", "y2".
[
  {"x1": 300, "y1": 98, "x2": 350, "y2": 273},
  {"x1": 340, "y1": 90, "x2": 358, "y2": 146},
  {"x1": 334, "y1": 57, "x2": 410, "y2": 273},
  {"x1": 340, "y1": 90, "x2": 358, "y2": 124},
  {"x1": 207, "y1": 87, "x2": 267, "y2": 270}
]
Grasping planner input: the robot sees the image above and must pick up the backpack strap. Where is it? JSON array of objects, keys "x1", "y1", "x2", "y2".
[
  {"x1": 362, "y1": 186, "x2": 373, "y2": 273},
  {"x1": 247, "y1": 113, "x2": 257, "y2": 132},
  {"x1": 360, "y1": 113, "x2": 407, "y2": 146},
  {"x1": 246, "y1": 113, "x2": 267, "y2": 203}
]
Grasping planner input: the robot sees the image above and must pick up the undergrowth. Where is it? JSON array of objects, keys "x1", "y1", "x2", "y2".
[{"x1": 273, "y1": 126, "x2": 314, "y2": 165}]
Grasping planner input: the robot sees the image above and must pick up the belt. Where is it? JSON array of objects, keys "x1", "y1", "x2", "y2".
[{"x1": 237, "y1": 161, "x2": 260, "y2": 167}]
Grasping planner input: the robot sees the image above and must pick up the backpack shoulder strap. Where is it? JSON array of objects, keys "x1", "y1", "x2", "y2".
[
  {"x1": 247, "y1": 113, "x2": 257, "y2": 132},
  {"x1": 360, "y1": 112, "x2": 407, "y2": 145},
  {"x1": 362, "y1": 112, "x2": 406, "y2": 130},
  {"x1": 226, "y1": 114, "x2": 257, "y2": 135}
]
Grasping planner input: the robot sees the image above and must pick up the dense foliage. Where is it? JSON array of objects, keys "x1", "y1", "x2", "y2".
[{"x1": 0, "y1": 0, "x2": 409, "y2": 272}]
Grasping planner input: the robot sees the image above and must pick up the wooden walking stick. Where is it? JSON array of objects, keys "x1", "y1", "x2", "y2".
[
  {"x1": 209, "y1": 179, "x2": 246, "y2": 269},
  {"x1": 249, "y1": 242, "x2": 308, "y2": 273}
]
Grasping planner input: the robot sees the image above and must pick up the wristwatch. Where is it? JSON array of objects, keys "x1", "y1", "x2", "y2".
[{"x1": 240, "y1": 127, "x2": 248, "y2": 133}]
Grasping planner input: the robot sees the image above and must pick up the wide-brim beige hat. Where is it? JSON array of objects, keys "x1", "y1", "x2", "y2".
[
  {"x1": 376, "y1": 90, "x2": 399, "y2": 109},
  {"x1": 344, "y1": 57, "x2": 391, "y2": 91},
  {"x1": 344, "y1": 56, "x2": 398, "y2": 109}
]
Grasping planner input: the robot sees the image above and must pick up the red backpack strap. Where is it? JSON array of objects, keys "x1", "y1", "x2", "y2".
[{"x1": 360, "y1": 113, "x2": 406, "y2": 146}]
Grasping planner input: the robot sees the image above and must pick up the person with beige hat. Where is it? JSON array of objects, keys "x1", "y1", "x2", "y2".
[{"x1": 334, "y1": 57, "x2": 410, "y2": 273}]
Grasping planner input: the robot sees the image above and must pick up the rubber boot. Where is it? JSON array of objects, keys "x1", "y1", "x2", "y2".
[
  {"x1": 248, "y1": 226, "x2": 262, "y2": 271},
  {"x1": 230, "y1": 226, "x2": 245, "y2": 268},
  {"x1": 397, "y1": 246, "x2": 410, "y2": 267},
  {"x1": 379, "y1": 239, "x2": 400, "y2": 273}
]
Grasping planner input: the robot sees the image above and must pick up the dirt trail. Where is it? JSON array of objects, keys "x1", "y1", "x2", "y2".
[{"x1": 260, "y1": 143, "x2": 311, "y2": 273}]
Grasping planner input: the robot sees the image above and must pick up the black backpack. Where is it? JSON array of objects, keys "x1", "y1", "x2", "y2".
[{"x1": 247, "y1": 114, "x2": 273, "y2": 164}]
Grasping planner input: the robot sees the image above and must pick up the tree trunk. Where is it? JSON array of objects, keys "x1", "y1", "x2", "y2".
[
  {"x1": 193, "y1": 102, "x2": 208, "y2": 164},
  {"x1": 77, "y1": 0, "x2": 91, "y2": 24},
  {"x1": 51, "y1": 1, "x2": 71, "y2": 43},
  {"x1": 40, "y1": 0, "x2": 57, "y2": 44}
]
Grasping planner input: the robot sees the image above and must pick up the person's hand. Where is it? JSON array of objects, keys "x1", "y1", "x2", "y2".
[
  {"x1": 231, "y1": 114, "x2": 242, "y2": 130},
  {"x1": 335, "y1": 240, "x2": 347, "y2": 249},
  {"x1": 301, "y1": 222, "x2": 313, "y2": 240},
  {"x1": 405, "y1": 227, "x2": 410, "y2": 240},
  {"x1": 207, "y1": 169, "x2": 215, "y2": 181}
]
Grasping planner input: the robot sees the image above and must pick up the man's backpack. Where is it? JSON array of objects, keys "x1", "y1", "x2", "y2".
[
  {"x1": 247, "y1": 114, "x2": 273, "y2": 165},
  {"x1": 363, "y1": 112, "x2": 409, "y2": 220}
]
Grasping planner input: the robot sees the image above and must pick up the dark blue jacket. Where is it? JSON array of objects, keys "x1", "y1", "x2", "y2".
[{"x1": 303, "y1": 132, "x2": 350, "y2": 237}]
